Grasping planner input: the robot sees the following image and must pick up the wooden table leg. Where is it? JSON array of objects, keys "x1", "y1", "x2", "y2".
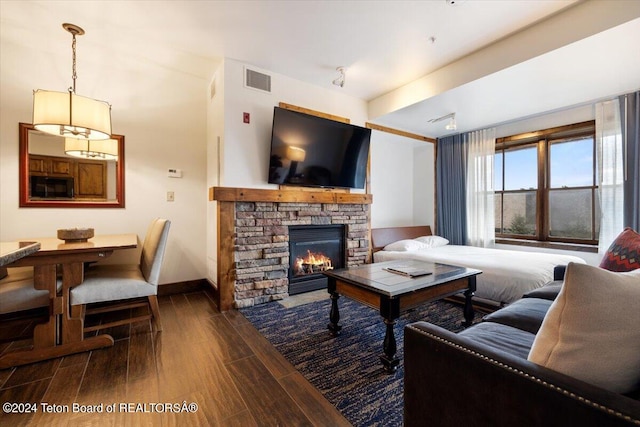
[
  {"x1": 32, "y1": 264, "x2": 58, "y2": 348},
  {"x1": 61, "y1": 262, "x2": 85, "y2": 344},
  {"x1": 463, "y1": 276, "x2": 476, "y2": 327},
  {"x1": 328, "y1": 291, "x2": 342, "y2": 336},
  {"x1": 0, "y1": 262, "x2": 115, "y2": 369},
  {"x1": 380, "y1": 318, "x2": 399, "y2": 373}
]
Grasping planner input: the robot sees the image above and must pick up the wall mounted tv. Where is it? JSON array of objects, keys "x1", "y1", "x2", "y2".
[{"x1": 268, "y1": 107, "x2": 372, "y2": 189}]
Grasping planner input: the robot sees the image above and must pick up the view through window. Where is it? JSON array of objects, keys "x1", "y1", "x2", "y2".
[{"x1": 494, "y1": 121, "x2": 598, "y2": 246}]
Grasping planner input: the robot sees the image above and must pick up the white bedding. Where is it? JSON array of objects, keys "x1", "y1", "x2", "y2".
[{"x1": 374, "y1": 245, "x2": 586, "y2": 304}]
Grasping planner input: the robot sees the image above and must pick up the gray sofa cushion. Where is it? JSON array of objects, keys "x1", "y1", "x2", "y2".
[
  {"x1": 522, "y1": 280, "x2": 563, "y2": 300},
  {"x1": 482, "y1": 297, "x2": 553, "y2": 334},
  {"x1": 458, "y1": 322, "x2": 535, "y2": 359}
]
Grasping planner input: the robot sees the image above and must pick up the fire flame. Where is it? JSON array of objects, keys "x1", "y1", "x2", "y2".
[{"x1": 294, "y1": 250, "x2": 333, "y2": 276}]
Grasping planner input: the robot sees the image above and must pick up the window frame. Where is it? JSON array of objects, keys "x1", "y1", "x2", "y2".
[{"x1": 494, "y1": 121, "x2": 598, "y2": 252}]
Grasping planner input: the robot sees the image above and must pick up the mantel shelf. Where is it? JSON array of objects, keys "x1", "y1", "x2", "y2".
[{"x1": 209, "y1": 187, "x2": 373, "y2": 204}]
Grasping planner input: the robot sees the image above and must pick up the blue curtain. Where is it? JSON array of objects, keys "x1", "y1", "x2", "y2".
[
  {"x1": 620, "y1": 91, "x2": 640, "y2": 230},
  {"x1": 436, "y1": 134, "x2": 467, "y2": 244}
]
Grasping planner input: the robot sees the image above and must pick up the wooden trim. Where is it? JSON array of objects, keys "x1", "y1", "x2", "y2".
[
  {"x1": 218, "y1": 202, "x2": 236, "y2": 311},
  {"x1": 278, "y1": 102, "x2": 350, "y2": 124},
  {"x1": 496, "y1": 120, "x2": 594, "y2": 144},
  {"x1": 278, "y1": 185, "x2": 349, "y2": 193},
  {"x1": 210, "y1": 187, "x2": 372, "y2": 204},
  {"x1": 495, "y1": 238, "x2": 598, "y2": 253},
  {"x1": 365, "y1": 122, "x2": 436, "y2": 143}
]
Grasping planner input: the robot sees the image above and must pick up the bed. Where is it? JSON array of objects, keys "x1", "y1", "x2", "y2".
[{"x1": 371, "y1": 226, "x2": 586, "y2": 305}]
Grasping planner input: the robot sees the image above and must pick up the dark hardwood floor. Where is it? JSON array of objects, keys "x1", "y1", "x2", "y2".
[{"x1": 0, "y1": 290, "x2": 351, "y2": 426}]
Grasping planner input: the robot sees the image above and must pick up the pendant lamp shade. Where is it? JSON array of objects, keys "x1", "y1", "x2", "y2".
[
  {"x1": 32, "y1": 23, "x2": 113, "y2": 141},
  {"x1": 33, "y1": 90, "x2": 112, "y2": 140},
  {"x1": 65, "y1": 137, "x2": 118, "y2": 160}
]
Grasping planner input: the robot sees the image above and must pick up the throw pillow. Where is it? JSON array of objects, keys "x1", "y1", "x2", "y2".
[
  {"x1": 528, "y1": 262, "x2": 640, "y2": 393},
  {"x1": 414, "y1": 235, "x2": 449, "y2": 248},
  {"x1": 383, "y1": 239, "x2": 427, "y2": 252},
  {"x1": 599, "y1": 227, "x2": 640, "y2": 272}
]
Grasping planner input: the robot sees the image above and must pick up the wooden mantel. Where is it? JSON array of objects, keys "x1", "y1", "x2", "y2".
[{"x1": 209, "y1": 186, "x2": 373, "y2": 204}]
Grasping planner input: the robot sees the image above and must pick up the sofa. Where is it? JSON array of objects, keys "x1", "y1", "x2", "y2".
[{"x1": 404, "y1": 258, "x2": 640, "y2": 426}]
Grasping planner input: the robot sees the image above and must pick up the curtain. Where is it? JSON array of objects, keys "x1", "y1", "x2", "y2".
[
  {"x1": 619, "y1": 91, "x2": 640, "y2": 231},
  {"x1": 436, "y1": 134, "x2": 467, "y2": 245},
  {"x1": 595, "y1": 99, "x2": 624, "y2": 254},
  {"x1": 465, "y1": 128, "x2": 496, "y2": 247}
]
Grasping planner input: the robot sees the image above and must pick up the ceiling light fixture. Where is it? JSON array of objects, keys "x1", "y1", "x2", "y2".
[
  {"x1": 332, "y1": 67, "x2": 346, "y2": 88},
  {"x1": 32, "y1": 23, "x2": 112, "y2": 141},
  {"x1": 428, "y1": 112, "x2": 457, "y2": 130},
  {"x1": 65, "y1": 137, "x2": 118, "y2": 160}
]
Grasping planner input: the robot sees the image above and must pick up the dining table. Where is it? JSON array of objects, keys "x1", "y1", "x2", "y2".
[{"x1": 0, "y1": 233, "x2": 137, "y2": 369}]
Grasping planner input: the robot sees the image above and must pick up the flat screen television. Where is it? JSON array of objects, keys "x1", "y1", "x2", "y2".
[{"x1": 268, "y1": 107, "x2": 371, "y2": 189}]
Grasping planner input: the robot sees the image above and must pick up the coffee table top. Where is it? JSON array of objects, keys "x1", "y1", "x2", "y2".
[{"x1": 323, "y1": 259, "x2": 481, "y2": 297}]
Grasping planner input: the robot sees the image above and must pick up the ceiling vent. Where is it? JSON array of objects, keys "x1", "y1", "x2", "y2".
[{"x1": 245, "y1": 67, "x2": 271, "y2": 93}]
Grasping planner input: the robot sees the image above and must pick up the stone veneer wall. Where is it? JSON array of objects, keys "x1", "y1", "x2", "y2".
[{"x1": 233, "y1": 201, "x2": 370, "y2": 308}]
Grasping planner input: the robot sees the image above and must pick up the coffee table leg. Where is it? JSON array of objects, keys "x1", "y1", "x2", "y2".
[
  {"x1": 463, "y1": 282, "x2": 475, "y2": 327},
  {"x1": 328, "y1": 291, "x2": 342, "y2": 336},
  {"x1": 380, "y1": 318, "x2": 400, "y2": 373}
]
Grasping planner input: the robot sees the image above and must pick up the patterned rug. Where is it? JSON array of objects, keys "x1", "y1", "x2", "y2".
[{"x1": 241, "y1": 296, "x2": 482, "y2": 427}]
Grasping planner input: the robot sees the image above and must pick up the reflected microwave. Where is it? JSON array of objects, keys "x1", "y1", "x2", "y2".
[{"x1": 30, "y1": 176, "x2": 74, "y2": 198}]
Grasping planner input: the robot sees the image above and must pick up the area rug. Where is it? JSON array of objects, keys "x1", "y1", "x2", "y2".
[{"x1": 241, "y1": 297, "x2": 482, "y2": 427}]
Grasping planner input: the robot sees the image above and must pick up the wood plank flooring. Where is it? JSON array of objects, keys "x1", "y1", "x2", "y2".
[{"x1": 0, "y1": 290, "x2": 351, "y2": 426}]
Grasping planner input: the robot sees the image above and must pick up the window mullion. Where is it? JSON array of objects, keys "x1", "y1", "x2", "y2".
[{"x1": 537, "y1": 139, "x2": 547, "y2": 241}]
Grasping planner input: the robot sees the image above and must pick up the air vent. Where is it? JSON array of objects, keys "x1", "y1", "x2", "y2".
[{"x1": 245, "y1": 67, "x2": 271, "y2": 93}]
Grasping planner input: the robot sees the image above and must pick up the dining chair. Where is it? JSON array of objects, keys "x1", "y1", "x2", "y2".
[
  {"x1": 69, "y1": 218, "x2": 171, "y2": 332},
  {"x1": 0, "y1": 267, "x2": 38, "y2": 315},
  {"x1": 0, "y1": 267, "x2": 58, "y2": 315}
]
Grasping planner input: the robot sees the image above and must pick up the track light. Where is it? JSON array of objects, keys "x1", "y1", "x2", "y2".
[
  {"x1": 332, "y1": 67, "x2": 346, "y2": 88},
  {"x1": 446, "y1": 114, "x2": 457, "y2": 130},
  {"x1": 428, "y1": 112, "x2": 456, "y2": 131}
]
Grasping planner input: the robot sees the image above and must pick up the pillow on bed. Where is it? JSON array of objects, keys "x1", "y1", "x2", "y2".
[
  {"x1": 528, "y1": 262, "x2": 640, "y2": 393},
  {"x1": 415, "y1": 235, "x2": 449, "y2": 248},
  {"x1": 383, "y1": 239, "x2": 428, "y2": 252}
]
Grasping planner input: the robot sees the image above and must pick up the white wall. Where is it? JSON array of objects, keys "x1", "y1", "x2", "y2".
[
  {"x1": 413, "y1": 143, "x2": 435, "y2": 227},
  {"x1": 369, "y1": 131, "x2": 434, "y2": 228},
  {"x1": 220, "y1": 59, "x2": 369, "y2": 189},
  {"x1": 206, "y1": 65, "x2": 224, "y2": 285},
  {"x1": 0, "y1": 28, "x2": 211, "y2": 285}
]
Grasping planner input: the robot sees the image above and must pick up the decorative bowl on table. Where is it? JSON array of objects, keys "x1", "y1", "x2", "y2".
[{"x1": 57, "y1": 228, "x2": 94, "y2": 243}]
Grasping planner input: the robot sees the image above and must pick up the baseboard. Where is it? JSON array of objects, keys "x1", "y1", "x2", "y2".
[{"x1": 157, "y1": 279, "x2": 209, "y2": 296}]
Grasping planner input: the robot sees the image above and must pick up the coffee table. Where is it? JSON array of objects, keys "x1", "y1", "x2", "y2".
[{"x1": 324, "y1": 259, "x2": 481, "y2": 373}]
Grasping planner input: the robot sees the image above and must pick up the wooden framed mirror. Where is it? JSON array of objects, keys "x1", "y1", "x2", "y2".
[{"x1": 19, "y1": 122, "x2": 125, "y2": 208}]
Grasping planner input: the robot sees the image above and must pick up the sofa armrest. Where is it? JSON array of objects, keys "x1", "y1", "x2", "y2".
[
  {"x1": 553, "y1": 264, "x2": 567, "y2": 281},
  {"x1": 404, "y1": 322, "x2": 640, "y2": 427}
]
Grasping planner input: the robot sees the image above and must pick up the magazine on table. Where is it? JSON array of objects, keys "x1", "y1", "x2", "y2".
[{"x1": 383, "y1": 266, "x2": 433, "y2": 278}]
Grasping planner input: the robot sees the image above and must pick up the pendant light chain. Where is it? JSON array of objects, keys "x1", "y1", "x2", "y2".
[{"x1": 71, "y1": 32, "x2": 77, "y2": 93}]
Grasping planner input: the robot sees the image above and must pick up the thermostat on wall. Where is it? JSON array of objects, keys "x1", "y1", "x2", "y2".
[{"x1": 168, "y1": 168, "x2": 183, "y2": 178}]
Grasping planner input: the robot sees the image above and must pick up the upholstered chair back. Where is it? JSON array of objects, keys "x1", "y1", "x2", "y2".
[{"x1": 139, "y1": 218, "x2": 171, "y2": 285}]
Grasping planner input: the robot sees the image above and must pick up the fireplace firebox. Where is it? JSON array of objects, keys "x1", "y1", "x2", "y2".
[{"x1": 288, "y1": 225, "x2": 345, "y2": 295}]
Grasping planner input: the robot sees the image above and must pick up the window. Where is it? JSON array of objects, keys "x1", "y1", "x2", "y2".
[{"x1": 494, "y1": 121, "x2": 598, "y2": 246}]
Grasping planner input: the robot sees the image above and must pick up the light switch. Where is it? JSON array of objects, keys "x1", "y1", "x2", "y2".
[{"x1": 167, "y1": 191, "x2": 175, "y2": 202}]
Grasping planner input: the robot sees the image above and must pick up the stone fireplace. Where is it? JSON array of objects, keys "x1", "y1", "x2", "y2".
[{"x1": 210, "y1": 187, "x2": 372, "y2": 310}]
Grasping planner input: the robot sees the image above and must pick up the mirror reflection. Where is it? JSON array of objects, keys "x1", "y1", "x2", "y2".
[{"x1": 19, "y1": 122, "x2": 125, "y2": 208}]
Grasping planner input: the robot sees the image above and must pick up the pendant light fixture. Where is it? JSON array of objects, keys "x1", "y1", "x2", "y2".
[
  {"x1": 32, "y1": 23, "x2": 112, "y2": 141},
  {"x1": 65, "y1": 138, "x2": 118, "y2": 160}
]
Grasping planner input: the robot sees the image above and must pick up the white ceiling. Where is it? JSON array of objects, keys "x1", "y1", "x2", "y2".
[{"x1": 2, "y1": 0, "x2": 639, "y2": 138}]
